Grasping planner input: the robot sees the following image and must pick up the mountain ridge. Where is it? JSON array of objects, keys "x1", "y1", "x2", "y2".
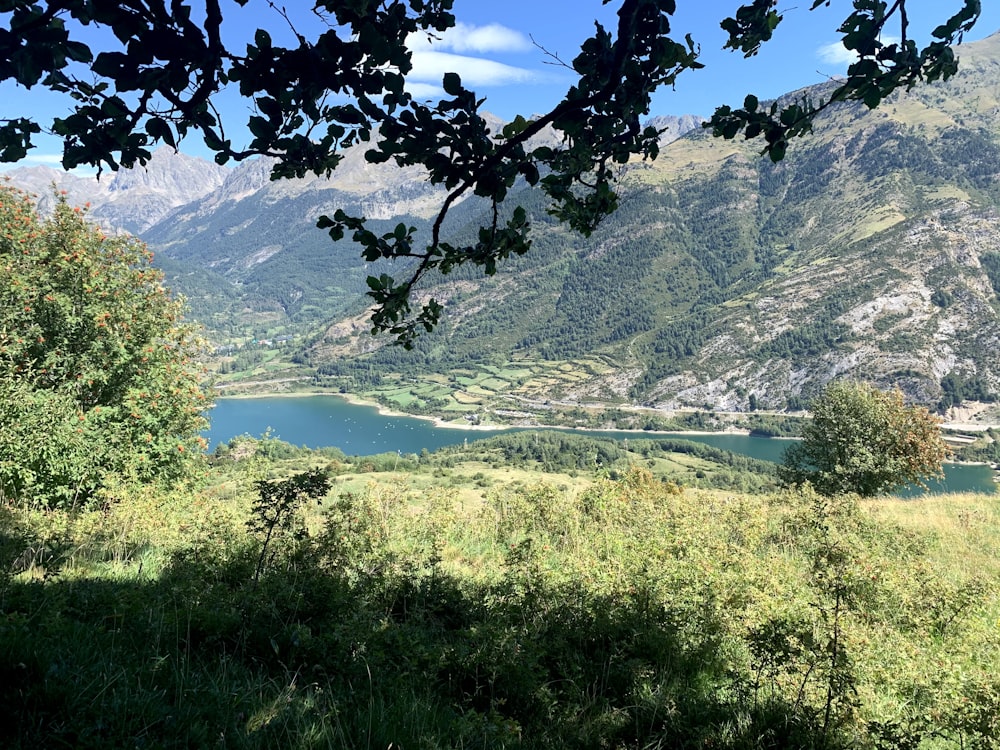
[
  {"x1": 5, "y1": 42, "x2": 1000, "y2": 414},
  {"x1": 301, "y1": 34, "x2": 1000, "y2": 412}
]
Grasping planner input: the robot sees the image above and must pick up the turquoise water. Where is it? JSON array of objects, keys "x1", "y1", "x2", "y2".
[
  {"x1": 205, "y1": 395, "x2": 995, "y2": 495},
  {"x1": 207, "y1": 395, "x2": 511, "y2": 454}
]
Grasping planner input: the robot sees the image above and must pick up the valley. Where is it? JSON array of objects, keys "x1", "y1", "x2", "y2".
[
  {"x1": 4, "y1": 6, "x2": 1000, "y2": 749},
  {"x1": 11, "y1": 35, "x2": 1000, "y2": 420}
]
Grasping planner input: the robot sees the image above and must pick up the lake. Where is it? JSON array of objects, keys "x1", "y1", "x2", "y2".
[{"x1": 206, "y1": 395, "x2": 996, "y2": 495}]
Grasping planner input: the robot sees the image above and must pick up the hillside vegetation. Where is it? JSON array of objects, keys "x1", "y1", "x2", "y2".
[
  {"x1": 2, "y1": 10, "x2": 998, "y2": 748},
  {"x1": 1, "y1": 444, "x2": 997, "y2": 749}
]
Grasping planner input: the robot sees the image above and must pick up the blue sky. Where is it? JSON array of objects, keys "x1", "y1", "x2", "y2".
[
  {"x1": 439, "y1": 0, "x2": 999, "y2": 119},
  {"x1": 5, "y1": 1, "x2": 998, "y2": 169}
]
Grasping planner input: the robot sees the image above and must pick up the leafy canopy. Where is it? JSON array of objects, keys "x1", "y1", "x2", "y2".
[
  {"x1": 0, "y1": 1, "x2": 981, "y2": 344},
  {"x1": 0, "y1": 187, "x2": 209, "y2": 508},
  {"x1": 780, "y1": 381, "x2": 949, "y2": 497}
]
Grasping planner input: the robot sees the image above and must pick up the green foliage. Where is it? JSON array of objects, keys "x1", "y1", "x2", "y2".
[
  {"x1": 422, "y1": 431, "x2": 780, "y2": 492},
  {"x1": 3, "y1": 467, "x2": 999, "y2": 748},
  {"x1": 940, "y1": 371, "x2": 996, "y2": 411},
  {"x1": 980, "y1": 252, "x2": 1000, "y2": 297},
  {"x1": 949, "y1": 427, "x2": 1000, "y2": 465},
  {"x1": 249, "y1": 469, "x2": 330, "y2": 583},
  {"x1": 740, "y1": 413, "x2": 804, "y2": 437},
  {"x1": 781, "y1": 381, "x2": 948, "y2": 496},
  {"x1": 443, "y1": 431, "x2": 628, "y2": 474},
  {"x1": 0, "y1": 187, "x2": 208, "y2": 507},
  {"x1": 0, "y1": 456, "x2": 1000, "y2": 750},
  {"x1": 637, "y1": 437, "x2": 780, "y2": 491},
  {"x1": 213, "y1": 434, "x2": 347, "y2": 464},
  {"x1": 709, "y1": 1, "x2": 980, "y2": 161}
]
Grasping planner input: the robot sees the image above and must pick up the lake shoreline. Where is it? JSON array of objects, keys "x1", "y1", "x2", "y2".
[
  {"x1": 206, "y1": 396, "x2": 996, "y2": 491},
  {"x1": 214, "y1": 388, "x2": 756, "y2": 438},
  {"x1": 211, "y1": 390, "x2": 993, "y2": 469}
]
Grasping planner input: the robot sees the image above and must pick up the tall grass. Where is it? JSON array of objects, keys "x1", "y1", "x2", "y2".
[{"x1": 1, "y1": 466, "x2": 997, "y2": 748}]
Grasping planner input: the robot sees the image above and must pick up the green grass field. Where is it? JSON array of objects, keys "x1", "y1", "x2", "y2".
[
  {"x1": 322, "y1": 356, "x2": 633, "y2": 426},
  {"x1": 2, "y1": 444, "x2": 998, "y2": 748}
]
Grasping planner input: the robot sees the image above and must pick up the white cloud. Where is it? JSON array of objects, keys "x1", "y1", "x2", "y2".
[
  {"x1": 443, "y1": 22, "x2": 532, "y2": 53},
  {"x1": 402, "y1": 22, "x2": 539, "y2": 95},
  {"x1": 817, "y1": 36, "x2": 901, "y2": 66},
  {"x1": 404, "y1": 81, "x2": 445, "y2": 99},
  {"x1": 407, "y1": 22, "x2": 531, "y2": 54},
  {"x1": 409, "y1": 50, "x2": 539, "y2": 87},
  {"x1": 817, "y1": 41, "x2": 856, "y2": 66}
]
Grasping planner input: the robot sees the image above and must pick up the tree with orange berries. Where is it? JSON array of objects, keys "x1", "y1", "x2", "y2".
[{"x1": 0, "y1": 186, "x2": 209, "y2": 508}]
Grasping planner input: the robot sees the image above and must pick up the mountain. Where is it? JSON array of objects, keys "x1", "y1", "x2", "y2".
[
  {"x1": 5, "y1": 112, "x2": 705, "y2": 342},
  {"x1": 4, "y1": 142, "x2": 452, "y2": 336},
  {"x1": 304, "y1": 33, "x2": 1000, "y2": 411},
  {"x1": 4, "y1": 148, "x2": 228, "y2": 234},
  {"x1": 7, "y1": 39, "x2": 1000, "y2": 414},
  {"x1": 647, "y1": 114, "x2": 706, "y2": 144},
  {"x1": 136, "y1": 140, "x2": 454, "y2": 336}
]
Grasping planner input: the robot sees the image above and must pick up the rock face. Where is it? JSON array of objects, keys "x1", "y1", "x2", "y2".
[
  {"x1": 4, "y1": 111, "x2": 704, "y2": 242},
  {"x1": 4, "y1": 111, "x2": 707, "y2": 237},
  {"x1": 645, "y1": 114, "x2": 706, "y2": 144},
  {"x1": 3, "y1": 165, "x2": 107, "y2": 215},
  {"x1": 105, "y1": 148, "x2": 228, "y2": 201},
  {"x1": 4, "y1": 147, "x2": 228, "y2": 233},
  {"x1": 214, "y1": 157, "x2": 276, "y2": 203}
]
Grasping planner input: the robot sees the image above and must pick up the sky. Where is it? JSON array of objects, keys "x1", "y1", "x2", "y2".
[
  {"x1": 434, "y1": 0, "x2": 1000, "y2": 118},
  {"x1": 4, "y1": 0, "x2": 999, "y2": 170}
]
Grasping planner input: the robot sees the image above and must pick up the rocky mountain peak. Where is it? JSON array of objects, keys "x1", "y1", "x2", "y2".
[
  {"x1": 216, "y1": 156, "x2": 278, "y2": 202},
  {"x1": 644, "y1": 114, "x2": 707, "y2": 144},
  {"x1": 107, "y1": 147, "x2": 228, "y2": 202},
  {"x1": 3, "y1": 147, "x2": 232, "y2": 234}
]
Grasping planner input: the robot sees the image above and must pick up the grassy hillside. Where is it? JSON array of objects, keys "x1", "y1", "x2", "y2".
[{"x1": 1, "y1": 441, "x2": 997, "y2": 748}]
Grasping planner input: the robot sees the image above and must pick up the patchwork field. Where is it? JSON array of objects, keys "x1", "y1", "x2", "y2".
[{"x1": 343, "y1": 356, "x2": 626, "y2": 425}]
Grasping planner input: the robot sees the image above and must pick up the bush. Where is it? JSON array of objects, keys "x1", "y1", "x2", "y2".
[
  {"x1": 0, "y1": 188, "x2": 208, "y2": 507},
  {"x1": 780, "y1": 381, "x2": 948, "y2": 496}
]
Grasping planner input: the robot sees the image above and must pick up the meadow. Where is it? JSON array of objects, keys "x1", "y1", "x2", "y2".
[{"x1": 1, "y1": 441, "x2": 997, "y2": 749}]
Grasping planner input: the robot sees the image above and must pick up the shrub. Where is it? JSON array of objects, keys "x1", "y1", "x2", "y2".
[
  {"x1": 780, "y1": 381, "x2": 948, "y2": 496},
  {"x1": 0, "y1": 188, "x2": 208, "y2": 507}
]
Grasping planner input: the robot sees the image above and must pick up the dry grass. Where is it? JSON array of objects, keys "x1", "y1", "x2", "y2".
[{"x1": 866, "y1": 492, "x2": 1000, "y2": 572}]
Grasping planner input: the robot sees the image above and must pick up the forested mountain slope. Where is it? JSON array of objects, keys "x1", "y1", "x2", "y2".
[
  {"x1": 309, "y1": 32, "x2": 1000, "y2": 410},
  {"x1": 6, "y1": 114, "x2": 705, "y2": 344},
  {"x1": 7, "y1": 32, "x2": 1000, "y2": 411}
]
